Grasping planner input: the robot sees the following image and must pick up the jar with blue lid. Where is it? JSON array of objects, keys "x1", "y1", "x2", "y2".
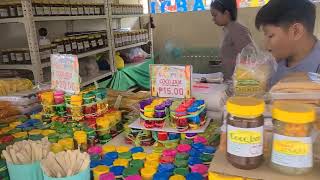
[
  {"x1": 186, "y1": 172, "x2": 203, "y2": 180},
  {"x1": 188, "y1": 157, "x2": 203, "y2": 167},
  {"x1": 100, "y1": 158, "x2": 114, "y2": 166},
  {"x1": 189, "y1": 149, "x2": 201, "y2": 157},
  {"x1": 104, "y1": 152, "x2": 118, "y2": 160},
  {"x1": 130, "y1": 146, "x2": 144, "y2": 154},
  {"x1": 157, "y1": 163, "x2": 175, "y2": 173},
  {"x1": 110, "y1": 166, "x2": 125, "y2": 178},
  {"x1": 153, "y1": 172, "x2": 172, "y2": 180}
]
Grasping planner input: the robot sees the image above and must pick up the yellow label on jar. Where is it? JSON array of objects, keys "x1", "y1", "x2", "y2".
[
  {"x1": 228, "y1": 130, "x2": 261, "y2": 144},
  {"x1": 273, "y1": 140, "x2": 309, "y2": 156}
]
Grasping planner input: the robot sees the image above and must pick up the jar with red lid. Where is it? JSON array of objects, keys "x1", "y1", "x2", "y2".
[
  {"x1": 158, "y1": 132, "x2": 168, "y2": 141},
  {"x1": 174, "y1": 106, "x2": 189, "y2": 132}
]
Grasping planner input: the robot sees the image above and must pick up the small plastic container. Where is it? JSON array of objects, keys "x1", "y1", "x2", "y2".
[
  {"x1": 103, "y1": 145, "x2": 116, "y2": 154},
  {"x1": 93, "y1": 165, "x2": 109, "y2": 180},
  {"x1": 271, "y1": 103, "x2": 316, "y2": 175},
  {"x1": 140, "y1": 167, "x2": 156, "y2": 180}
]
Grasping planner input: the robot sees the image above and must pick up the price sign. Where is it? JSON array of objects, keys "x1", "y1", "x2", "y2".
[
  {"x1": 51, "y1": 54, "x2": 80, "y2": 94},
  {"x1": 150, "y1": 65, "x2": 192, "y2": 98}
]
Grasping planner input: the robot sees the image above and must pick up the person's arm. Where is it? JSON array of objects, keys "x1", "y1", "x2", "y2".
[{"x1": 230, "y1": 24, "x2": 252, "y2": 53}]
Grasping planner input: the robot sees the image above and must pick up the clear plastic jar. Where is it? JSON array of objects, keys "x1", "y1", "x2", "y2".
[
  {"x1": 76, "y1": 36, "x2": 85, "y2": 53},
  {"x1": 50, "y1": 0, "x2": 59, "y2": 16},
  {"x1": 226, "y1": 97, "x2": 265, "y2": 170},
  {"x1": 271, "y1": 103, "x2": 316, "y2": 175},
  {"x1": 64, "y1": 1, "x2": 71, "y2": 16},
  {"x1": 82, "y1": 35, "x2": 90, "y2": 52},
  {"x1": 89, "y1": 35, "x2": 97, "y2": 50},
  {"x1": 95, "y1": 33, "x2": 104, "y2": 48}
]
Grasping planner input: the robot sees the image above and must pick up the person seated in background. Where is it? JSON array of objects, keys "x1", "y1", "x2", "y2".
[
  {"x1": 255, "y1": 0, "x2": 320, "y2": 86},
  {"x1": 210, "y1": 0, "x2": 252, "y2": 80}
]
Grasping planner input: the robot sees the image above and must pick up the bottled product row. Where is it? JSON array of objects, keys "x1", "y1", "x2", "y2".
[
  {"x1": 114, "y1": 29, "x2": 149, "y2": 48},
  {"x1": 0, "y1": 31, "x2": 108, "y2": 64},
  {"x1": 0, "y1": 1, "x2": 144, "y2": 19}
]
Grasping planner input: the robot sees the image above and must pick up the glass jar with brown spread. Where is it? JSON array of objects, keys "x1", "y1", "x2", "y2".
[
  {"x1": 76, "y1": 36, "x2": 85, "y2": 53},
  {"x1": 95, "y1": 33, "x2": 104, "y2": 48},
  {"x1": 64, "y1": 1, "x2": 71, "y2": 16},
  {"x1": 8, "y1": 2, "x2": 17, "y2": 17},
  {"x1": 226, "y1": 96, "x2": 265, "y2": 170},
  {"x1": 1, "y1": 49, "x2": 9, "y2": 64},
  {"x1": 43, "y1": 0, "x2": 51, "y2": 16},
  {"x1": 121, "y1": 32, "x2": 127, "y2": 46},
  {"x1": 70, "y1": 36, "x2": 78, "y2": 54},
  {"x1": 54, "y1": 39, "x2": 65, "y2": 53},
  {"x1": 51, "y1": 44, "x2": 58, "y2": 54},
  {"x1": 89, "y1": 35, "x2": 97, "y2": 50},
  {"x1": 63, "y1": 37, "x2": 72, "y2": 54},
  {"x1": 9, "y1": 49, "x2": 16, "y2": 64},
  {"x1": 22, "y1": 48, "x2": 31, "y2": 64},
  {"x1": 82, "y1": 35, "x2": 90, "y2": 52},
  {"x1": 0, "y1": 3, "x2": 10, "y2": 18},
  {"x1": 77, "y1": 1, "x2": 84, "y2": 16}
]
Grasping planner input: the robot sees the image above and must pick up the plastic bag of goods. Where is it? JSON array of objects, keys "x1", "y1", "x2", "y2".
[
  {"x1": 122, "y1": 47, "x2": 149, "y2": 63},
  {"x1": 233, "y1": 43, "x2": 276, "y2": 97},
  {"x1": 0, "y1": 78, "x2": 33, "y2": 96}
]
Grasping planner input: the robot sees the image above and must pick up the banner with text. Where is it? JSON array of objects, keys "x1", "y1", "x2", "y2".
[
  {"x1": 150, "y1": 64, "x2": 192, "y2": 98},
  {"x1": 51, "y1": 54, "x2": 80, "y2": 94}
]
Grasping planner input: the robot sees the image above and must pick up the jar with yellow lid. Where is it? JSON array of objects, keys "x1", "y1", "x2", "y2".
[
  {"x1": 146, "y1": 153, "x2": 160, "y2": 162},
  {"x1": 41, "y1": 129, "x2": 56, "y2": 136},
  {"x1": 132, "y1": 152, "x2": 146, "y2": 160},
  {"x1": 96, "y1": 117, "x2": 110, "y2": 136},
  {"x1": 144, "y1": 105, "x2": 155, "y2": 118},
  {"x1": 170, "y1": 175, "x2": 186, "y2": 180},
  {"x1": 93, "y1": 165, "x2": 109, "y2": 180},
  {"x1": 58, "y1": 138, "x2": 74, "y2": 150},
  {"x1": 144, "y1": 160, "x2": 159, "y2": 169},
  {"x1": 226, "y1": 97, "x2": 265, "y2": 170},
  {"x1": 12, "y1": 132, "x2": 28, "y2": 141},
  {"x1": 74, "y1": 131, "x2": 88, "y2": 151},
  {"x1": 271, "y1": 102, "x2": 315, "y2": 175},
  {"x1": 141, "y1": 167, "x2": 156, "y2": 180},
  {"x1": 113, "y1": 158, "x2": 129, "y2": 167},
  {"x1": 116, "y1": 146, "x2": 130, "y2": 153},
  {"x1": 102, "y1": 145, "x2": 116, "y2": 154}
]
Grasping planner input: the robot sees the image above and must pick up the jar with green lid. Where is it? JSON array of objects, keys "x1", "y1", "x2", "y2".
[
  {"x1": 96, "y1": 33, "x2": 105, "y2": 48},
  {"x1": 200, "y1": 153, "x2": 213, "y2": 165},
  {"x1": 0, "y1": 3, "x2": 10, "y2": 18},
  {"x1": 77, "y1": 1, "x2": 84, "y2": 15},
  {"x1": 174, "y1": 168, "x2": 189, "y2": 176},
  {"x1": 1, "y1": 49, "x2": 9, "y2": 64},
  {"x1": 43, "y1": 0, "x2": 51, "y2": 16},
  {"x1": 123, "y1": 167, "x2": 139, "y2": 178},
  {"x1": 76, "y1": 36, "x2": 85, "y2": 53},
  {"x1": 63, "y1": 37, "x2": 72, "y2": 53},
  {"x1": 22, "y1": 48, "x2": 31, "y2": 64},
  {"x1": 70, "y1": 2, "x2": 78, "y2": 16},
  {"x1": 8, "y1": 49, "x2": 16, "y2": 64},
  {"x1": 174, "y1": 159, "x2": 188, "y2": 168},
  {"x1": 89, "y1": 35, "x2": 97, "y2": 50},
  {"x1": 83, "y1": 35, "x2": 91, "y2": 52},
  {"x1": 119, "y1": 151, "x2": 132, "y2": 160},
  {"x1": 175, "y1": 153, "x2": 189, "y2": 161},
  {"x1": 54, "y1": 39, "x2": 65, "y2": 53},
  {"x1": 130, "y1": 160, "x2": 144, "y2": 170},
  {"x1": 70, "y1": 36, "x2": 78, "y2": 54}
]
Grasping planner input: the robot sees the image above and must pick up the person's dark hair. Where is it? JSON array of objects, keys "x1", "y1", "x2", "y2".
[
  {"x1": 39, "y1": 28, "x2": 48, "y2": 37},
  {"x1": 210, "y1": 0, "x2": 238, "y2": 21},
  {"x1": 255, "y1": 0, "x2": 316, "y2": 33}
]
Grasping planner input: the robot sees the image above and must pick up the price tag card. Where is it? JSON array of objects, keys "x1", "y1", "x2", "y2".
[
  {"x1": 51, "y1": 54, "x2": 80, "y2": 94},
  {"x1": 150, "y1": 64, "x2": 192, "y2": 98}
]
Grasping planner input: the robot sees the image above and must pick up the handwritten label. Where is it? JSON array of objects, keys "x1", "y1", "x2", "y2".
[
  {"x1": 150, "y1": 65, "x2": 192, "y2": 98},
  {"x1": 227, "y1": 125, "x2": 263, "y2": 157},
  {"x1": 272, "y1": 134, "x2": 312, "y2": 168},
  {"x1": 51, "y1": 54, "x2": 80, "y2": 94}
]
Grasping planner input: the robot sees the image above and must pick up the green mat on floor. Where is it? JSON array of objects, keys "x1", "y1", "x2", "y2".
[{"x1": 99, "y1": 59, "x2": 154, "y2": 91}]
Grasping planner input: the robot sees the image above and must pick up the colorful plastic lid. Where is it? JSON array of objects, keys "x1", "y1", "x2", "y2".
[
  {"x1": 193, "y1": 136, "x2": 207, "y2": 144},
  {"x1": 189, "y1": 149, "x2": 201, "y2": 157},
  {"x1": 170, "y1": 174, "x2": 186, "y2": 180},
  {"x1": 188, "y1": 157, "x2": 203, "y2": 166},
  {"x1": 124, "y1": 175, "x2": 142, "y2": 180},
  {"x1": 177, "y1": 144, "x2": 191, "y2": 153},
  {"x1": 104, "y1": 152, "x2": 118, "y2": 160},
  {"x1": 175, "y1": 153, "x2": 189, "y2": 161},
  {"x1": 132, "y1": 152, "x2": 146, "y2": 160},
  {"x1": 174, "y1": 168, "x2": 189, "y2": 177},
  {"x1": 162, "y1": 149, "x2": 177, "y2": 157},
  {"x1": 130, "y1": 159, "x2": 144, "y2": 169},
  {"x1": 190, "y1": 164, "x2": 208, "y2": 175},
  {"x1": 200, "y1": 154, "x2": 213, "y2": 162},
  {"x1": 227, "y1": 97, "x2": 265, "y2": 118},
  {"x1": 186, "y1": 172, "x2": 203, "y2": 180},
  {"x1": 192, "y1": 143, "x2": 205, "y2": 150},
  {"x1": 90, "y1": 160, "x2": 102, "y2": 169},
  {"x1": 272, "y1": 103, "x2": 316, "y2": 124},
  {"x1": 116, "y1": 146, "x2": 130, "y2": 153},
  {"x1": 130, "y1": 146, "x2": 144, "y2": 154},
  {"x1": 203, "y1": 146, "x2": 216, "y2": 154},
  {"x1": 160, "y1": 156, "x2": 175, "y2": 164},
  {"x1": 100, "y1": 158, "x2": 114, "y2": 167},
  {"x1": 93, "y1": 165, "x2": 110, "y2": 174},
  {"x1": 103, "y1": 145, "x2": 116, "y2": 154},
  {"x1": 174, "y1": 159, "x2": 188, "y2": 168},
  {"x1": 88, "y1": 146, "x2": 103, "y2": 155},
  {"x1": 144, "y1": 160, "x2": 159, "y2": 169},
  {"x1": 140, "y1": 167, "x2": 156, "y2": 177},
  {"x1": 157, "y1": 163, "x2": 175, "y2": 173},
  {"x1": 153, "y1": 172, "x2": 172, "y2": 180},
  {"x1": 113, "y1": 158, "x2": 129, "y2": 167},
  {"x1": 99, "y1": 172, "x2": 115, "y2": 180},
  {"x1": 146, "y1": 153, "x2": 160, "y2": 162},
  {"x1": 110, "y1": 166, "x2": 125, "y2": 176},
  {"x1": 122, "y1": 167, "x2": 140, "y2": 177},
  {"x1": 119, "y1": 152, "x2": 132, "y2": 159}
]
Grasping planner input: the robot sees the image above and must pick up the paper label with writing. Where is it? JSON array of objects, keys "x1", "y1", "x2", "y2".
[
  {"x1": 272, "y1": 133, "x2": 312, "y2": 168},
  {"x1": 227, "y1": 125, "x2": 263, "y2": 157}
]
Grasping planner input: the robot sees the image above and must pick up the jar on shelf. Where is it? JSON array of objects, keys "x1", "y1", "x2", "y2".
[
  {"x1": 58, "y1": 0, "x2": 66, "y2": 16},
  {"x1": 8, "y1": 2, "x2": 19, "y2": 18},
  {"x1": 121, "y1": 32, "x2": 127, "y2": 46},
  {"x1": 34, "y1": 0, "x2": 44, "y2": 16},
  {"x1": 70, "y1": 36, "x2": 78, "y2": 54},
  {"x1": 70, "y1": 1, "x2": 78, "y2": 16},
  {"x1": 77, "y1": 1, "x2": 84, "y2": 16},
  {"x1": 0, "y1": 49, "x2": 9, "y2": 64},
  {"x1": 64, "y1": 0, "x2": 71, "y2": 16},
  {"x1": 42, "y1": 0, "x2": 51, "y2": 16},
  {"x1": 111, "y1": 4, "x2": 116, "y2": 15},
  {"x1": 101, "y1": 32, "x2": 108, "y2": 47},
  {"x1": 83, "y1": 35, "x2": 91, "y2": 52},
  {"x1": 63, "y1": 37, "x2": 72, "y2": 54},
  {"x1": 95, "y1": 33, "x2": 104, "y2": 48},
  {"x1": 15, "y1": 48, "x2": 24, "y2": 64},
  {"x1": 39, "y1": 45, "x2": 51, "y2": 62},
  {"x1": 89, "y1": 2, "x2": 95, "y2": 15},
  {"x1": 94, "y1": 3, "x2": 101, "y2": 15},
  {"x1": 89, "y1": 35, "x2": 97, "y2": 50},
  {"x1": 99, "y1": 3, "x2": 104, "y2": 15},
  {"x1": 21, "y1": 48, "x2": 31, "y2": 64},
  {"x1": 76, "y1": 36, "x2": 85, "y2": 53},
  {"x1": 54, "y1": 39, "x2": 65, "y2": 53},
  {"x1": 271, "y1": 103, "x2": 316, "y2": 175},
  {"x1": 51, "y1": 44, "x2": 58, "y2": 54},
  {"x1": 114, "y1": 32, "x2": 119, "y2": 47},
  {"x1": 83, "y1": 2, "x2": 90, "y2": 15},
  {"x1": 8, "y1": 49, "x2": 16, "y2": 64},
  {"x1": 0, "y1": 3, "x2": 10, "y2": 18},
  {"x1": 226, "y1": 97, "x2": 265, "y2": 170},
  {"x1": 50, "y1": 0, "x2": 59, "y2": 16}
]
